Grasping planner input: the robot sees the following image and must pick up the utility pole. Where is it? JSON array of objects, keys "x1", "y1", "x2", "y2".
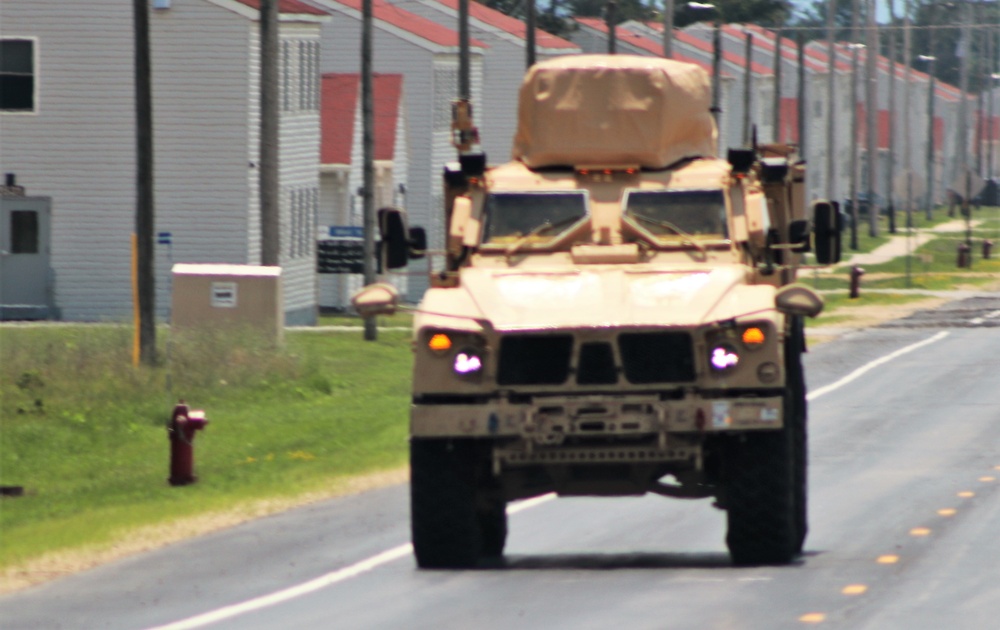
[
  {"x1": 260, "y1": 0, "x2": 280, "y2": 267},
  {"x1": 956, "y1": 1, "x2": 971, "y2": 211},
  {"x1": 826, "y1": 0, "x2": 837, "y2": 201},
  {"x1": 663, "y1": 0, "x2": 675, "y2": 58},
  {"x1": 713, "y1": 19, "x2": 722, "y2": 136},
  {"x1": 743, "y1": 31, "x2": 753, "y2": 146},
  {"x1": 526, "y1": 0, "x2": 536, "y2": 68},
  {"x1": 607, "y1": 1, "x2": 617, "y2": 54},
  {"x1": 924, "y1": 53, "x2": 937, "y2": 221},
  {"x1": 849, "y1": 0, "x2": 861, "y2": 249},
  {"x1": 133, "y1": 0, "x2": 156, "y2": 365},
  {"x1": 903, "y1": 0, "x2": 913, "y2": 229},
  {"x1": 459, "y1": 0, "x2": 470, "y2": 99},
  {"x1": 773, "y1": 29, "x2": 782, "y2": 143},
  {"x1": 361, "y1": 0, "x2": 377, "y2": 341},
  {"x1": 865, "y1": 0, "x2": 878, "y2": 238},
  {"x1": 797, "y1": 32, "x2": 806, "y2": 158},
  {"x1": 886, "y1": 0, "x2": 898, "y2": 233},
  {"x1": 957, "y1": 2, "x2": 972, "y2": 246},
  {"x1": 923, "y1": 2, "x2": 937, "y2": 221}
]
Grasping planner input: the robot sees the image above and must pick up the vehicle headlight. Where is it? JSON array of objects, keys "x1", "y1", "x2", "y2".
[
  {"x1": 709, "y1": 343, "x2": 740, "y2": 372},
  {"x1": 421, "y1": 330, "x2": 488, "y2": 381},
  {"x1": 453, "y1": 349, "x2": 484, "y2": 375}
]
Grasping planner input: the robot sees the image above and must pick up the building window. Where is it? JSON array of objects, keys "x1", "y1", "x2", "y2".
[
  {"x1": 1, "y1": 39, "x2": 35, "y2": 112},
  {"x1": 282, "y1": 40, "x2": 292, "y2": 112},
  {"x1": 298, "y1": 41, "x2": 319, "y2": 111},
  {"x1": 280, "y1": 40, "x2": 318, "y2": 113},
  {"x1": 10, "y1": 210, "x2": 39, "y2": 253},
  {"x1": 289, "y1": 186, "x2": 318, "y2": 259}
]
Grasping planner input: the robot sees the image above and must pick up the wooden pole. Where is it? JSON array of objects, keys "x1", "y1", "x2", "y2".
[
  {"x1": 260, "y1": 0, "x2": 280, "y2": 267},
  {"x1": 133, "y1": 0, "x2": 156, "y2": 365},
  {"x1": 362, "y1": 0, "x2": 377, "y2": 341}
]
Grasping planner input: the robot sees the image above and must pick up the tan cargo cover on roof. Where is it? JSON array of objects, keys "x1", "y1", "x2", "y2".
[{"x1": 511, "y1": 55, "x2": 717, "y2": 169}]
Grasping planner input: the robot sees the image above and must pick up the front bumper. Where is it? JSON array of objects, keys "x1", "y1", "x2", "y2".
[{"x1": 411, "y1": 393, "x2": 783, "y2": 439}]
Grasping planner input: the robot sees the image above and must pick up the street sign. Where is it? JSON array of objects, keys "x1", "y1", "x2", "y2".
[
  {"x1": 328, "y1": 225, "x2": 364, "y2": 238},
  {"x1": 317, "y1": 237, "x2": 365, "y2": 274},
  {"x1": 157, "y1": 231, "x2": 172, "y2": 245}
]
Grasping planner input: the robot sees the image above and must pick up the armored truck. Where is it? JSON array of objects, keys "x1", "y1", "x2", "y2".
[{"x1": 354, "y1": 55, "x2": 842, "y2": 568}]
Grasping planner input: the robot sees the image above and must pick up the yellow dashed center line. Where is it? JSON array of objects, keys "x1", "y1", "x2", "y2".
[
  {"x1": 910, "y1": 527, "x2": 932, "y2": 537},
  {"x1": 877, "y1": 554, "x2": 899, "y2": 564},
  {"x1": 979, "y1": 476, "x2": 996, "y2": 483},
  {"x1": 937, "y1": 508, "x2": 957, "y2": 517},
  {"x1": 842, "y1": 584, "x2": 868, "y2": 595},
  {"x1": 958, "y1": 491, "x2": 975, "y2": 498},
  {"x1": 799, "y1": 612, "x2": 826, "y2": 624}
]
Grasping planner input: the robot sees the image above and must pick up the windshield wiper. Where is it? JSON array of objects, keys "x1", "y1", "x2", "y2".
[
  {"x1": 628, "y1": 211, "x2": 707, "y2": 253},
  {"x1": 504, "y1": 214, "x2": 584, "y2": 258}
]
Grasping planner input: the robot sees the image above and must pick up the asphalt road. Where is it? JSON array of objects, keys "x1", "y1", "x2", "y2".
[{"x1": 3, "y1": 297, "x2": 999, "y2": 630}]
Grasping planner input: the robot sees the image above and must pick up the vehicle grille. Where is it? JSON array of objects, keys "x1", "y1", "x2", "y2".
[
  {"x1": 496, "y1": 332, "x2": 695, "y2": 387},
  {"x1": 619, "y1": 332, "x2": 695, "y2": 384},
  {"x1": 498, "y1": 335, "x2": 574, "y2": 385}
]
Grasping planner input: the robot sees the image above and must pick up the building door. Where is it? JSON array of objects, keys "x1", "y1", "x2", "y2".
[{"x1": 0, "y1": 196, "x2": 53, "y2": 320}]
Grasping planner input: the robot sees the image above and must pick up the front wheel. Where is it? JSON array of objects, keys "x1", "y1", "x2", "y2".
[
  {"x1": 723, "y1": 426, "x2": 798, "y2": 566},
  {"x1": 411, "y1": 439, "x2": 506, "y2": 567},
  {"x1": 410, "y1": 439, "x2": 481, "y2": 568}
]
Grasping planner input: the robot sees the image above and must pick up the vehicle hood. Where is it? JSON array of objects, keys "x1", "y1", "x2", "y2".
[{"x1": 416, "y1": 266, "x2": 776, "y2": 332}]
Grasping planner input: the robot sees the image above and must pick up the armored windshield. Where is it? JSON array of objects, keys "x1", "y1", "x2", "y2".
[
  {"x1": 623, "y1": 189, "x2": 729, "y2": 245},
  {"x1": 481, "y1": 191, "x2": 589, "y2": 247}
]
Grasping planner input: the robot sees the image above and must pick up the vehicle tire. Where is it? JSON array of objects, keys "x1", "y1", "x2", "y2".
[
  {"x1": 410, "y1": 438, "x2": 481, "y2": 568},
  {"x1": 724, "y1": 366, "x2": 800, "y2": 566},
  {"x1": 786, "y1": 316, "x2": 809, "y2": 554},
  {"x1": 477, "y1": 492, "x2": 508, "y2": 558}
]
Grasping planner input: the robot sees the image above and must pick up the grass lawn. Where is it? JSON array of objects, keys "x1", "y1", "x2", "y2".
[{"x1": 0, "y1": 324, "x2": 413, "y2": 584}]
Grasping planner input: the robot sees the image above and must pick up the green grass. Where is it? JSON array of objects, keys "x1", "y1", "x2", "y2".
[{"x1": 0, "y1": 325, "x2": 413, "y2": 570}]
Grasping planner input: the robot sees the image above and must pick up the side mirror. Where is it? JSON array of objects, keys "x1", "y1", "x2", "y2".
[
  {"x1": 351, "y1": 282, "x2": 400, "y2": 318},
  {"x1": 377, "y1": 207, "x2": 425, "y2": 269},
  {"x1": 408, "y1": 226, "x2": 427, "y2": 260},
  {"x1": 812, "y1": 200, "x2": 842, "y2": 264},
  {"x1": 789, "y1": 219, "x2": 810, "y2": 253},
  {"x1": 775, "y1": 283, "x2": 825, "y2": 318}
]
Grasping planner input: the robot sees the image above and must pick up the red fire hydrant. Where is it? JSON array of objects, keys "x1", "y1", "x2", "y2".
[
  {"x1": 849, "y1": 265, "x2": 865, "y2": 299},
  {"x1": 168, "y1": 400, "x2": 208, "y2": 486}
]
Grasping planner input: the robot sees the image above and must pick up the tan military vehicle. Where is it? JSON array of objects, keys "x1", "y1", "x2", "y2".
[{"x1": 355, "y1": 54, "x2": 842, "y2": 568}]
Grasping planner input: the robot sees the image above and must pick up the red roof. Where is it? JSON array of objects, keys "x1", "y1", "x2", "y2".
[
  {"x1": 234, "y1": 0, "x2": 328, "y2": 16},
  {"x1": 329, "y1": 0, "x2": 488, "y2": 49},
  {"x1": 321, "y1": 75, "x2": 359, "y2": 165},
  {"x1": 321, "y1": 73, "x2": 403, "y2": 165},
  {"x1": 430, "y1": 0, "x2": 577, "y2": 50},
  {"x1": 573, "y1": 18, "x2": 717, "y2": 75}
]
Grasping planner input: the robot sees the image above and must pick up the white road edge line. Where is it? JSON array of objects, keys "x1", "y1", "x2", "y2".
[
  {"x1": 145, "y1": 493, "x2": 556, "y2": 630},
  {"x1": 807, "y1": 330, "x2": 950, "y2": 401},
  {"x1": 148, "y1": 331, "x2": 952, "y2": 629}
]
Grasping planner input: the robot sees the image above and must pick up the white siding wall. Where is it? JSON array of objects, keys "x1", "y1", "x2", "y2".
[
  {"x1": 278, "y1": 24, "x2": 323, "y2": 324},
  {"x1": 0, "y1": 1, "x2": 322, "y2": 323},
  {"x1": 152, "y1": 1, "x2": 255, "y2": 319},
  {"x1": 0, "y1": 2, "x2": 139, "y2": 321}
]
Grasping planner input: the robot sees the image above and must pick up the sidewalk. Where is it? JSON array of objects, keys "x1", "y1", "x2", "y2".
[{"x1": 839, "y1": 219, "x2": 981, "y2": 267}]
